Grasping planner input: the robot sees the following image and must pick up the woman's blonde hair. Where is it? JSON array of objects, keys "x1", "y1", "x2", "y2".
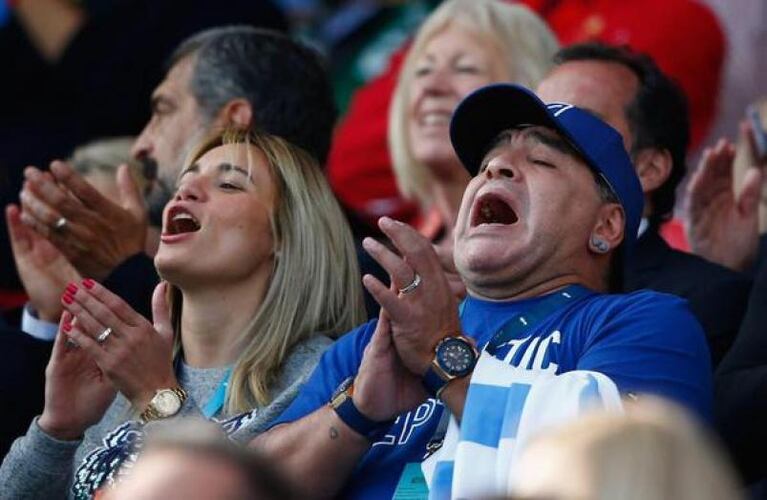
[
  {"x1": 171, "y1": 128, "x2": 366, "y2": 413},
  {"x1": 388, "y1": 0, "x2": 559, "y2": 206},
  {"x1": 512, "y1": 398, "x2": 743, "y2": 500}
]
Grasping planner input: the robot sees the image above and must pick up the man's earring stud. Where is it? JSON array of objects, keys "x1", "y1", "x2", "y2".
[{"x1": 591, "y1": 236, "x2": 610, "y2": 254}]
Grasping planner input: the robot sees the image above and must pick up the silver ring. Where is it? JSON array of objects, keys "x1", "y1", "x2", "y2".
[
  {"x1": 53, "y1": 217, "x2": 68, "y2": 231},
  {"x1": 96, "y1": 327, "x2": 113, "y2": 344},
  {"x1": 398, "y1": 272, "x2": 422, "y2": 295}
]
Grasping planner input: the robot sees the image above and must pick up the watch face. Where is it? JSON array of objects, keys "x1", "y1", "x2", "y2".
[
  {"x1": 330, "y1": 376, "x2": 355, "y2": 408},
  {"x1": 436, "y1": 338, "x2": 476, "y2": 377},
  {"x1": 154, "y1": 389, "x2": 182, "y2": 416}
]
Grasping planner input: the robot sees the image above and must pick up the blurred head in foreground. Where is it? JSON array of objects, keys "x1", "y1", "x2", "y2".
[
  {"x1": 510, "y1": 398, "x2": 742, "y2": 500},
  {"x1": 100, "y1": 420, "x2": 293, "y2": 500}
]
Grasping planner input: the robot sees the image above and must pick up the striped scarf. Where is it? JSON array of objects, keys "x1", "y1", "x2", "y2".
[{"x1": 423, "y1": 352, "x2": 623, "y2": 499}]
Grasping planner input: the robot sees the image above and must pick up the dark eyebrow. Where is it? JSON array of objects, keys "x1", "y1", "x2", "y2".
[
  {"x1": 175, "y1": 162, "x2": 253, "y2": 188},
  {"x1": 484, "y1": 129, "x2": 514, "y2": 154},
  {"x1": 178, "y1": 163, "x2": 199, "y2": 182},
  {"x1": 484, "y1": 126, "x2": 575, "y2": 157},
  {"x1": 479, "y1": 127, "x2": 580, "y2": 171},
  {"x1": 218, "y1": 162, "x2": 252, "y2": 182},
  {"x1": 421, "y1": 53, "x2": 436, "y2": 64},
  {"x1": 524, "y1": 128, "x2": 578, "y2": 157},
  {"x1": 151, "y1": 94, "x2": 173, "y2": 111}
]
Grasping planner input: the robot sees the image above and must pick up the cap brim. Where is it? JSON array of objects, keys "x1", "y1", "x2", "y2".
[{"x1": 450, "y1": 84, "x2": 561, "y2": 176}]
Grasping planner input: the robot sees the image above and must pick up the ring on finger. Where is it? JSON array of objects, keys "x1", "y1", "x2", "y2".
[
  {"x1": 96, "y1": 327, "x2": 113, "y2": 344},
  {"x1": 398, "y1": 272, "x2": 422, "y2": 295},
  {"x1": 53, "y1": 217, "x2": 68, "y2": 231}
]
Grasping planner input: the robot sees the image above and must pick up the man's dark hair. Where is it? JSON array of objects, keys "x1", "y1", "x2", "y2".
[
  {"x1": 554, "y1": 42, "x2": 690, "y2": 228},
  {"x1": 169, "y1": 26, "x2": 337, "y2": 164}
]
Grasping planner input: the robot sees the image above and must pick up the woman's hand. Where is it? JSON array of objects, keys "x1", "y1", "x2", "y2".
[
  {"x1": 61, "y1": 280, "x2": 177, "y2": 412},
  {"x1": 38, "y1": 311, "x2": 116, "y2": 440},
  {"x1": 6, "y1": 203, "x2": 81, "y2": 322}
]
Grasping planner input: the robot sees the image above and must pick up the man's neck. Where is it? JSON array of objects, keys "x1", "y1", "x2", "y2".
[
  {"x1": 178, "y1": 273, "x2": 270, "y2": 368},
  {"x1": 467, "y1": 271, "x2": 605, "y2": 302}
]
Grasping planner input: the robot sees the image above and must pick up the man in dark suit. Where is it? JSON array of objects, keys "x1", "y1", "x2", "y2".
[
  {"x1": 684, "y1": 109, "x2": 767, "y2": 485},
  {"x1": 715, "y1": 261, "x2": 767, "y2": 485},
  {"x1": 536, "y1": 42, "x2": 751, "y2": 366}
]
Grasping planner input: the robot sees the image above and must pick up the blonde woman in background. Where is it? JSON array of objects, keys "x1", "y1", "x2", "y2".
[
  {"x1": 511, "y1": 398, "x2": 743, "y2": 500},
  {"x1": 70, "y1": 137, "x2": 150, "y2": 201},
  {"x1": 0, "y1": 128, "x2": 366, "y2": 498},
  {"x1": 387, "y1": 0, "x2": 558, "y2": 293}
]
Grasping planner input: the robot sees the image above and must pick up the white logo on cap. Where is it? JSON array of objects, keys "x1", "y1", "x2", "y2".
[{"x1": 547, "y1": 102, "x2": 574, "y2": 117}]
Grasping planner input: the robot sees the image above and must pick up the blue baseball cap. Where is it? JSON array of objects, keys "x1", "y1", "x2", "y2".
[{"x1": 450, "y1": 83, "x2": 644, "y2": 251}]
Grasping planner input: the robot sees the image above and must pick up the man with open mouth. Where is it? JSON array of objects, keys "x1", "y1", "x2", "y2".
[{"x1": 252, "y1": 84, "x2": 713, "y2": 499}]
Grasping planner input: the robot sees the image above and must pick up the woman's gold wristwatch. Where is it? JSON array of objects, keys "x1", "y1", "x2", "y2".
[{"x1": 140, "y1": 387, "x2": 188, "y2": 422}]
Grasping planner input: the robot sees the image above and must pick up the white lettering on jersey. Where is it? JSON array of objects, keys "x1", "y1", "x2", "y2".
[
  {"x1": 530, "y1": 330, "x2": 561, "y2": 372},
  {"x1": 501, "y1": 330, "x2": 562, "y2": 371},
  {"x1": 517, "y1": 336, "x2": 541, "y2": 369},
  {"x1": 399, "y1": 400, "x2": 435, "y2": 444},
  {"x1": 502, "y1": 335, "x2": 532, "y2": 364},
  {"x1": 372, "y1": 399, "x2": 441, "y2": 448}
]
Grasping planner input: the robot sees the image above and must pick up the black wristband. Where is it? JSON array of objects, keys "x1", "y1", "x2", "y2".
[{"x1": 330, "y1": 377, "x2": 392, "y2": 442}]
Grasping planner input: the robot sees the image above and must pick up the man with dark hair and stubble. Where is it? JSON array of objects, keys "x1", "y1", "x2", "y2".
[
  {"x1": 536, "y1": 42, "x2": 751, "y2": 366},
  {"x1": 1, "y1": 25, "x2": 339, "y2": 457},
  {"x1": 11, "y1": 25, "x2": 336, "y2": 324},
  {"x1": 135, "y1": 25, "x2": 338, "y2": 229},
  {"x1": 17, "y1": 25, "x2": 336, "y2": 288}
]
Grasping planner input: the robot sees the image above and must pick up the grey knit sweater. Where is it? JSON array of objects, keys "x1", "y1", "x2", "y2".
[{"x1": 0, "y1": 335, "x2": 332, "y2": 499}]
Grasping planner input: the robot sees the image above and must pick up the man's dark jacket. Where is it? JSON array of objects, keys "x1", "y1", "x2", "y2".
[{"x1": 624, "y1": 229, "x2": 751, "y2": 366}]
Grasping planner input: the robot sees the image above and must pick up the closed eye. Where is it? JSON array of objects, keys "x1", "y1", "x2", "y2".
[
  {"x1": 455, "y1": 65, "x2": 480, "y2": 75},
  {"x1": 414, "y1": 66, "x2": 432, "y2": 78},
  {"x1": 528, "y1": 157, "x2": 557, "y2": 169},
  {"x1": 220, "y1": 182, "x2": 244, "y2": 191}
]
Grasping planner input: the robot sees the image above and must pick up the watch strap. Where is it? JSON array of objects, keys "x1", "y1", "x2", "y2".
[
  {"x1": 330, "y1": 381, "x2": 392, "y2": 442},
  {"x1": 140, "y1": 386, "x2": 188, "y2": 422},
  {"x1": 422, "y1": 364, "x2": 450, "y2": 398}
]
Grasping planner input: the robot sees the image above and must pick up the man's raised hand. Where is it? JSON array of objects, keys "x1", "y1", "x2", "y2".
[{"x1": 20, "y1": 161, "x2": 148, "y2": 280}]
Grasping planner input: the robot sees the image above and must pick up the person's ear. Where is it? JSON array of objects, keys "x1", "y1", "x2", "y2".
[
  {"x1": 215, "y1": 98, "x2": 253, "y2": 129},
  {"x1": 634, "y1": 147, "x2": 672, "y2": 194},
  {"x1": 588, "y1": 203, "x2": 625, "y2": 255}
]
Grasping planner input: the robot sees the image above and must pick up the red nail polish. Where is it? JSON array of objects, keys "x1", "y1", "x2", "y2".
[
  {"x1": 82, "y1": 279, "x2": 95, "y2": 289},
  {"x1": 62, "y1": 322, "x2": 72, "y2": 332},
  {"x1": 62, "y1": 294, "x2": 73, "y2": 304},
  {"x1": 65, "y1": 283, "x2": 77, "y2": 295}
]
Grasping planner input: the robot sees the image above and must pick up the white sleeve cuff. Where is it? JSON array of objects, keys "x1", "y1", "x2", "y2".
[{"x1": 21, "y1": 305, "x2": 58, "y2": 342}]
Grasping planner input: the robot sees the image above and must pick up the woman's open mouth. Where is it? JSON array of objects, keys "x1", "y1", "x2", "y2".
[{"x1": 163, "y1": 206, "x2": 201, "y2": 236}]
